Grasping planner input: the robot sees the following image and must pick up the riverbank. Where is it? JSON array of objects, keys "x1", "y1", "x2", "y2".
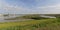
[{"x1": 0, "y1": 18, "x2": 60, "y2": 30}]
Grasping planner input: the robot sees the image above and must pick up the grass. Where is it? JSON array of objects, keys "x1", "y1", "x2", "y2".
[{"x1": 0, "y1": 18, "x2": 60, "y2": 30}]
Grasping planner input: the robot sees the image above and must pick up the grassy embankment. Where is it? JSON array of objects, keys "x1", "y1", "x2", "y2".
[
  {"x1": 0, "y1": 18, "x2": 60, "y2": 30},
  {"x1": 2, "y1": 14, "x2": 60, "y2": 30}
]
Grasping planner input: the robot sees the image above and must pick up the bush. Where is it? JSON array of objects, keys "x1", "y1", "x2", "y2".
[
  {"x1": 21, "y1": 14, "x2": 50, "y2": 20},
  {"x1": 57, "y1": 18, "x2": 60, "y2": 22}
]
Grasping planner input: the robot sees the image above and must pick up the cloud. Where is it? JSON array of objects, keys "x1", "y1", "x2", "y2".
[
  {"x1": 2, "y1": 5, "x2": 28, "y2": 11},
  {"x1": 0, "y1": 0, "x2": 31, "y2": 14},
  {"x1": 1, "y1": 0, "x2": 60, "y2": 14},
  {"x1": 36, "y1": 4, "x2": 60, "y2": 14},
  {"x1": 1, "y1": 2, "x2": 29, "y2": 10}
]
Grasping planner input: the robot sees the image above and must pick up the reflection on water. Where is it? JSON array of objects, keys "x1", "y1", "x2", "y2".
[
  {"x1": 0, "y1": 14, "x2": 32, "y2": 22},
  {"x1": 0, "y1": 17, "x2": 21, "y2": 22},
  {"x1": 0, "y1": 15, "x2": 21, "y2": 22}
]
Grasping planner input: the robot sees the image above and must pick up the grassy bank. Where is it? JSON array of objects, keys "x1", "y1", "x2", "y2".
[{"x1": 0, "y1": 18, "x2": 60, "y2": 30}]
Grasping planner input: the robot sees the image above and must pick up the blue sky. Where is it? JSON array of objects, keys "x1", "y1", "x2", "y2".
[{"x1": 0, "y1": 0, "x2": 60, "y2": 14}]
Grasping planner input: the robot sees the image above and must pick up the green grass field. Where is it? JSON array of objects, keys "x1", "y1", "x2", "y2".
[{"x1": 0, "y1": 18, "x2": 60, "y2": 30}]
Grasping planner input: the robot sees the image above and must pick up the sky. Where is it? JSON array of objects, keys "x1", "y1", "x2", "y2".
[{"x1": 0, "y1": 0, "x2": 60, "y2": 14}]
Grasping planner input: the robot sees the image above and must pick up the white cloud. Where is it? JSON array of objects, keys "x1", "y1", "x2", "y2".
[
  {"x1": 36, "y1": 4, "x2": 60, "y2": 14},
  {"x1": 1, "y1": 2, "x2": 29, "y2": 10},
  {"x1": 1, "y1": 0, "x2": 60, "y2": 14},
  {"x1": 0, "y1": 0, "x2": 31, "y2": 14}
]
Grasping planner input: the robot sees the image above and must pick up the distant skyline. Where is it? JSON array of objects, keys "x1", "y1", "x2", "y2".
[{"x1": 0, "y1": 0, "x2": 60, "y2": 14}]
